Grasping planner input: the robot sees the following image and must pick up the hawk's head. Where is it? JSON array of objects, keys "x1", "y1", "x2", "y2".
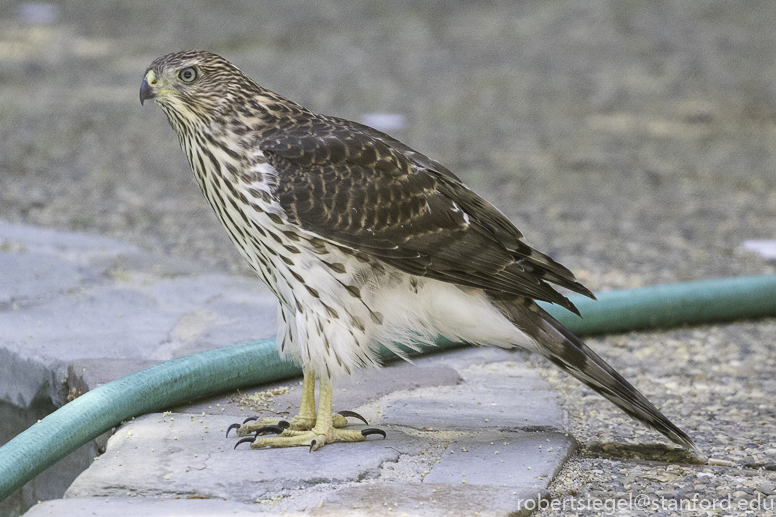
[{"x1": 140, "y1": 50, "x2": 258, "y2": 118}]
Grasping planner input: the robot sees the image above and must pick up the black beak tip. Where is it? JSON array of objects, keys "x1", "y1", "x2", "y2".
[{"x1": 140, "y1": 78, "x2": 153, "y2": 106}]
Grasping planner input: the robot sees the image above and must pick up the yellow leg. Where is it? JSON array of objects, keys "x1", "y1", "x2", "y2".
[
  {"x1": 233, "y1": 366, "x2": 351, "y2": 437},
  {"x1": 248, "y1": 373, "x2": 376, "y2": 450}
]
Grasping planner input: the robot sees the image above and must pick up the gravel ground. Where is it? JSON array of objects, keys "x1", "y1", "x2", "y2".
[
  {"x1": 1, "y1": 1, "x2": 775, "y2": 515},
  {"x1": 530, "y1": 321, "x2": 776, "y2": 516}
]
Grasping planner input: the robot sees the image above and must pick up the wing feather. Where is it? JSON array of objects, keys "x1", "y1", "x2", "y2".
[{"x1": 265, "y1": 117, "x2": 594, "y2": 314}]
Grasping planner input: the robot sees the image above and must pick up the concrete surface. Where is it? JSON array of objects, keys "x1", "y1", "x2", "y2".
[
  {"x1": 0, "y1": 221, "x2": 278, "y2": 402},
  {"x1": 61, "y1": 351, "x2": 573, "y2": 514},
  {"x1": 0, "y1": 221, "x2": 277, "y2": 515},
  {"x1": 0, "y1": 220, "x2": 276, "y2": 407}
]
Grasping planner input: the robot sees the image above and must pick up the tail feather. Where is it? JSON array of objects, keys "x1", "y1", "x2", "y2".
[{"x1": 490, "y1": 295, "x2": 698, "y2": 453}]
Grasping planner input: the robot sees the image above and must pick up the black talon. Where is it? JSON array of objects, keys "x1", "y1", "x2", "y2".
[
  {"x1": 226, "y1": 423, "x2": 241, "y2": 438},
  {"x1": 277, "y1": 420, "x2": 291, "y2": 429},
  {"x1": 337, "y1": 410, "x2": 369, "y2": 425},
  {"x1": 242, "y1": 416, "x2": 259, "y2": 424},
  {"x1": 234, "y1": 436, "x2": 255, "y2": 449},
  {"x1": 361, "y1": 428, "x2": 387, "y2": 439},
  {"x1": 254, "y1": 425, "x2": 286, "y2": 436},
  {"x1": 309, "y1": 439, "x2": 316, "y2": 453}
]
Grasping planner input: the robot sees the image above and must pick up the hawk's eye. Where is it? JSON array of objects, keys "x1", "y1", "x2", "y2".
[{"x1": 178, "y1": 67, "x2": 198, "y2": 84}]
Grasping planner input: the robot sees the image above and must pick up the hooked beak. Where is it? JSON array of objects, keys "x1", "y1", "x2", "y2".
[{"x1": 139, "y1": 71, "x2": 157, "y2": 105}]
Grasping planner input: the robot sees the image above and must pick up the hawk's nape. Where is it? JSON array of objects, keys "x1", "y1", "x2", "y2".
[{"x1": 140, "y1": 50, "x2": 698, "y2": 454}]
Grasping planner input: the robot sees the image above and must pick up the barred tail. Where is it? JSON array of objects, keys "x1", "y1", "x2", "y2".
[{"x1": 490, "y1": 295, "x2": 699, "y2": 453}]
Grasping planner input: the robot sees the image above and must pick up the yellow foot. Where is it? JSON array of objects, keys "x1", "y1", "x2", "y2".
[
  {"x1": 232, "y1": 413, "x2": 316, "y2": 437},
  {"x1": 226, "y1": 410, "x2": 369, "y2": 437},
  {"x1": 235, "y1": 424, "x2": 386, "y2": 451},
  {"x1": 229, "y1": 368, "x2": 382, "y2": 450}
]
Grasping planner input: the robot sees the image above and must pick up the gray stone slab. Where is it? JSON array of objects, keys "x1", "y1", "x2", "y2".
[
  {"x1": 0, "y1": 251, "x2": 85, "y2": 306},
  {"x1": 59, "y1": 346, "x2": 573, "y2": 516},
  {"x1": 64, "y1": 413, "x2": 427, "y2": 502},
  {"x1": 0, "y1": 222, "x2": 279, "y2": 514},
  {"x1": 0, "y1": 222, "x2": 278, "y2": 410},
  {"x1": 23, "y1": 497, "x2": 266, "y2": 517},
  {"x1": 3, "y1": 286, "x2": 187, "y2": 362},
  {"x1": 422, "y1": 430, "x2": 573, "y2": 488},
  {"x1": 1, "y1": 275, "x2": 276, "y2": 366},
  {"x1": 382, "y1": 357, "x2": 566, "y2": 431},
  {"x1": 333, "y1": 363, "x2": 464, "y2": 411},
  {"x1": 385, "y1": 392, "x2": 564, "y2": 430},
  {"x1": 314, "y1": 482, "x2": 545, "y2": 517}
]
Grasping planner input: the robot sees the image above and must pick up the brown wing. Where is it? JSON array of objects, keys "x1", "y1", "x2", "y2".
[{"x1": 264, "y1": 117, "x2": 594, "y2": 315}]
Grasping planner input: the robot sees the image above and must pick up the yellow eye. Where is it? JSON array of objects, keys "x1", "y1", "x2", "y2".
[{"x1": 178, "y1": 67, "x2": 198, "y2": 84}]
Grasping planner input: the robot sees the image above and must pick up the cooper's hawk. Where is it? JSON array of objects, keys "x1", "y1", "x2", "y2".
[{"x1": 140, "y1": 50, "x2": 697, "y2": 454}]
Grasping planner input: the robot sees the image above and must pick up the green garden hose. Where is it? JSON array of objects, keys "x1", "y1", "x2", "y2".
[{"x1": 1, "y1": 274, "x2": 775, "y2": 502}]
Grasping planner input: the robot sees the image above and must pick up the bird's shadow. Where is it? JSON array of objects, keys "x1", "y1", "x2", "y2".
[{"x1": 582, "y1": 441, "x2": 704, "y2": 465}]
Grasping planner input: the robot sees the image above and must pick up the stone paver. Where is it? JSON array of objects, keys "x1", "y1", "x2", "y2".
[
  {"x1": 0, "y1": 221, "x2": 274, "y2": 514},
  {"x1": 0, "y1": 221, "x2": 277, "y2": 409},
  {"x1": 62, "y1": 347, "x2": 574, "y2": 515},
  {"x1": 23, "y1": 498, "x2": 267, "y2": 517},
  {"x1": 314, "y1": 483, "x2": 541, "y2": 517}
]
